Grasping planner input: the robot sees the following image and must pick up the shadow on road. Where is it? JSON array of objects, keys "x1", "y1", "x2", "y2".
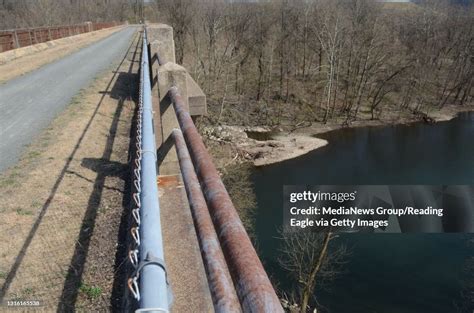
[
  {"x1": 57, "y1": 33, "x2": 141, "y2": 312},
  {"x1": 0, "y1": 30, "x2": 141, "y2": 312}
]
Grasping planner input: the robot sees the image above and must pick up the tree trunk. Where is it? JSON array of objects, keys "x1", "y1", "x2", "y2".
[{"x1": 300, "y1": 232, "x2": 332, "y2": 313}]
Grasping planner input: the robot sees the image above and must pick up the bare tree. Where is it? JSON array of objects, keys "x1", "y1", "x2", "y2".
[
  {"x1": 279, "y1": 230, "x2": 349, "y2": 313},
  {"x1": 1, "y1": 0, "x2": 132, "y2": 29},
  {"x1": 149, "y1": 0, "x2": 473, "y2": 127},
  {"x1": 159, "y1": 0, "x2": 193, "y2": 64}
]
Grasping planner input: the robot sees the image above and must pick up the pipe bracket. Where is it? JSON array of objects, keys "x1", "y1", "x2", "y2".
[{"x1": 135, "y1": 252, "x2": 170, "y2": 285}]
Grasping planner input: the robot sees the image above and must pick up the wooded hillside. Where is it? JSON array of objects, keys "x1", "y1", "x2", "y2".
[
  {"x1": 0, "y1": 0, "x2": 141, "y2": 29},
  {"x1": 151, "y1": 0, "x2": 473, "y2": 127}
]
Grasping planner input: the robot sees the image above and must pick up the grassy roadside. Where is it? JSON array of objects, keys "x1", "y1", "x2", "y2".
[{"x1": 0, "y1": 31, "x2": 139, "y2": 311}]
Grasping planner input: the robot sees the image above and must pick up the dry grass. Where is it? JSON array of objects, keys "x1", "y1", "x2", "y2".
[{"x1": 0, "y1": 30, "x2": 139, "y2": 312}]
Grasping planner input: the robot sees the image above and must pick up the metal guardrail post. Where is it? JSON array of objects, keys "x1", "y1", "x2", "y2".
[
  {"x1": 172, "y1": 129, "x2": 242, "y2": 313},
  {"x1": 136, "y1": 29, "x2": 172, "y2": 312},
  {"x1": 169, "y1": 87, "x2": 283, "y2": 313},
  {"x1": 13, "y1": 30, "x2": 20, "y2": 48}
]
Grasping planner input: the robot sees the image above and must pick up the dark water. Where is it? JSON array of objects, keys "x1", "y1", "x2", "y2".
[{"x1": 251, "y1": 112, "x2": 474, "y2": 313}]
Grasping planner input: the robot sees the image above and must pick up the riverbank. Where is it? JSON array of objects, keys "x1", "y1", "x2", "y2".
[
  {"x1": 298, "y1": 103, "x2": 474, "y2": 137},
  {"x1": 250, "y1": 112, "x2": 474, "y2": 313},
  {"x1": 204, "y1": 104, "x2": 474, "y2": 168}
]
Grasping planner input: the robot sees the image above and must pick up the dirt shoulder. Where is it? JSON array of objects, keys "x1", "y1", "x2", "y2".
[
  {"x1": 205, "y1": 104, "x2": 473, "y2": 168},
  {"x1": 0, "y1": 26, "x2": 125, "y2": 84},
  {"x1": 0, "y1": 30, "x2": 139, "y2": 311}
]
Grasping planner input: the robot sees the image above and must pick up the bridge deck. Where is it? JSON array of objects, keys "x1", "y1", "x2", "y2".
[{"x1": 158, "y1": 174, "x2": 214, "y2": 312}]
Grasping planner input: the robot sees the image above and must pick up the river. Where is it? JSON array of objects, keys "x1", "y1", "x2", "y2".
[{"x1": 251, "y1": 112, "x2": 474, "y2": 313}]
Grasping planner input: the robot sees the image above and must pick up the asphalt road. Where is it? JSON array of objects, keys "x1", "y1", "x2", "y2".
[{"x1": 0, "y1": 26, "x2": 137, "y2": 172}]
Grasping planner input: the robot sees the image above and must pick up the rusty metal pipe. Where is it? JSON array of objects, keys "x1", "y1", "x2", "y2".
[
  {"x1": 168, "y1": 87, "x2": 283, "y2": 313},
  {"x1": 172, "y1": 128, "x2": 242, "y2": 313}
]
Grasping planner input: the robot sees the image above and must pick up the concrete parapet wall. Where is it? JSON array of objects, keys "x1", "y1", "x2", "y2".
[
  {"x1": 155, "y1": 62, "x2": 187, "y2": 175},
  {"x1": 146, "y1": 23, "x2": 207, "y2": 175},
  {"x1": 147, "y1": 24, "x2": 176, "y2": 64},
  {"x1": 157, "y1": 62, "x2": 189, "y2": 109},
  {"x1": 187, "y1": 73, "x2": 207, "y2": 116}
]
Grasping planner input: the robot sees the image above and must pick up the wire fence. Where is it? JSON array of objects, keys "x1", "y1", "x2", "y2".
[{"x1": 0, "y1": 22, "x2": 121, "y2": 53}]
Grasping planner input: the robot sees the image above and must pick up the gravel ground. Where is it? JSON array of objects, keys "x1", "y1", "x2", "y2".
[{"x1": 0, "y1": 26, "x2": 137, "y2": 172}]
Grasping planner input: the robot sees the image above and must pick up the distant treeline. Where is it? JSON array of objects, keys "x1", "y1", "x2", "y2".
[
  {"x1": 0, "y1": 0, "x2": 142, "y2": 29},
  {"x1": 151, "y1": 0, "x2": 473, "y2": 126}
]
